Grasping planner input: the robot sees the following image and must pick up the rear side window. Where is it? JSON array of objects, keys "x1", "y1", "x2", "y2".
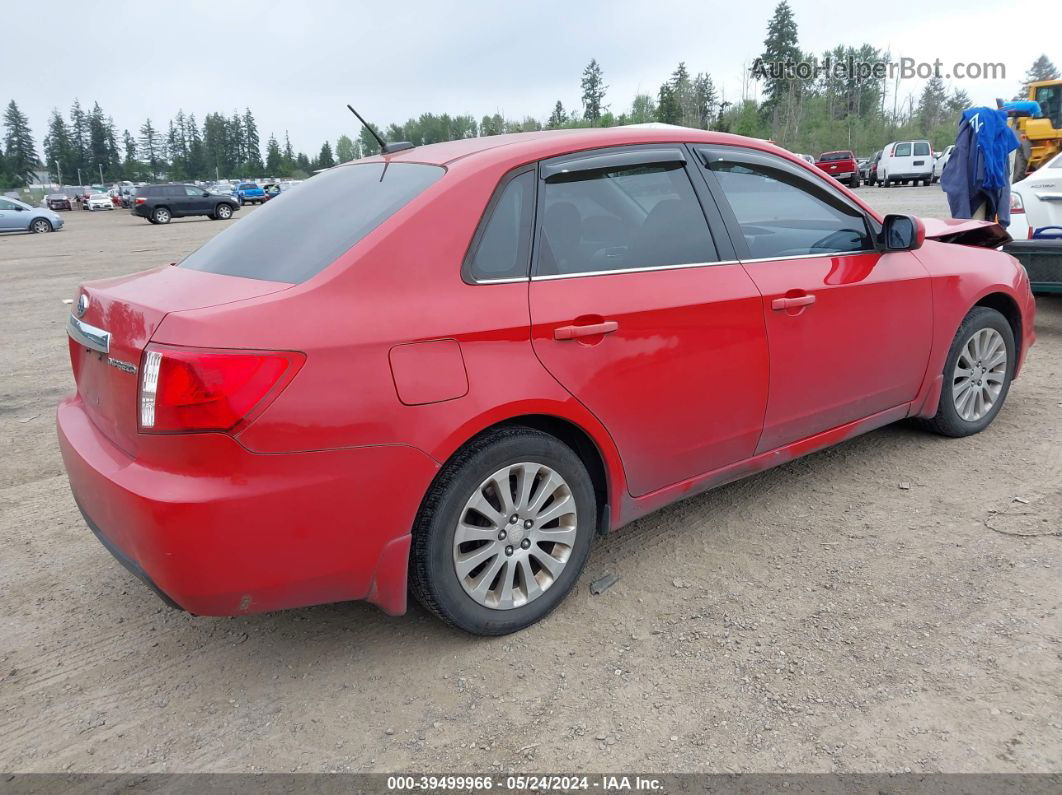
[
  {"x1": 180, "y1": 163, "x2": 444, "y2": 283},
  {"x1": 913, "y1": 142, "x2": 931, "y2": 156},
  {"x1": 894, "y1": 143, "x2": 912, "y2": 157},
  {"x1": 465, "y1": 170, "x2": 535, "y2": 281},
  {"x1": 535, "y1": 162, "x2": 716, "y2": 276}
]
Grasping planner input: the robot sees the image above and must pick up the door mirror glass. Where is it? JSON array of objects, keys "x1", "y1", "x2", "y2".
[{"x1": 882, "y1": 214, "x2": 924, "y2": 251}]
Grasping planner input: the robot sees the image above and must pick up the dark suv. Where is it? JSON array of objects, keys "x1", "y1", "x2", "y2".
[{"x1": 132, "y1": 184, "x2": 240, "y2": 224}]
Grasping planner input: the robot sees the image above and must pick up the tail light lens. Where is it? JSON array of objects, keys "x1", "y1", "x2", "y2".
[
  {"x1": 139, "y1": 344, "x2": 304, "y2": 433},
  {"x1": 135, "y1": 197, "x2": 146, "y2": 205},
  {"x1": 1010, "y1": 192, "x2": 1025, "y2": 214}
]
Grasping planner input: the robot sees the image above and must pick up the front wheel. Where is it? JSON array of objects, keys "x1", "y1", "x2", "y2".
[
  {"x1": 213, "y1": 203, "x2": 233, "y2": 220},
  {"x1": 30, "y1": 218, "x2": 53, "y2": 233},
  {"x1": 920, "y1": 307, "x2": 1015, "y2": 437},
  {"x1": 410, "y1": 427, "x2": 596, "y2": 635}
]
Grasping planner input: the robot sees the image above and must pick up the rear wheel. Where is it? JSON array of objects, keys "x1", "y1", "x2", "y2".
[
  {"x1": 849, "y1": 174, "x2": 860, "y2": 188},
  {"x1": 151, "y1": 207, "x2": 171, "y2": 224},
  {"x1": 410, "y1": 427, "x2": 596, "y2": 635},
  {"x1": 30, "y1": 218, "x2": 53, "y2": 233},
  {"x1": 920, "y1": 307, "x2": 1015, "y2": 437}
]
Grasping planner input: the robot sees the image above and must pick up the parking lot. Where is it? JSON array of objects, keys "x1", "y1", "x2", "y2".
[{"x1": 1, "y1": 186, "x2": 1060, "y2": 773}]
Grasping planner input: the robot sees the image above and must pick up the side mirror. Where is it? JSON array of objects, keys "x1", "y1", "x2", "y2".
[
  {"x1": 881, "y1": 214, "x2": 925, "y2": 251},
  {"x1": 202, "y1": 191, "x2": 210, "y2": 197},
  {"x1": 14, "y1": 205, "x2": 25, "y2": 211}
]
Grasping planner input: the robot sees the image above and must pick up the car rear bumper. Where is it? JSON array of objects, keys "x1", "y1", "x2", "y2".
[{"x1": 57, "y1": 395, "x2": 439, "y2": 617}]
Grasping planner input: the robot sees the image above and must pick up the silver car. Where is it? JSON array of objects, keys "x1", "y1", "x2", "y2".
[{"x1": 0, "y1": 196, "x2": 64, "y2": 233}]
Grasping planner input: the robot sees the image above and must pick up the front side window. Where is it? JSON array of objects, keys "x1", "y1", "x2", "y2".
[
  {"x1": 706, "y1": 154, "x2": 872, "y2": 259},
  {"x1": 465, "y1": 170, "x2": 534, "y2": 281},
  {"x1": 181, "y1": 162, "x2": 444, "y2": 283},
  {"x1": 913, "y1": 142, "x2": 931, "y2": 156},
  {"x1": 895, "y1": 143, "x2": 912, "y2": 157},
  {"x1": 535, "y1": 162, "x2": 716, "y2": 276},
  {"x1": 0, "y1": 198, "x2": 18, "y2": 211}
]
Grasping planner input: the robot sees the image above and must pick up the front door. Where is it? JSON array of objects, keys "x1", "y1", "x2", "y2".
[
  {"x1": 697, "y1": 145, "x2": 933, "y2": 452},
  {"x1": 528, "y1": 146, "x2": 769, "y2": 497}
]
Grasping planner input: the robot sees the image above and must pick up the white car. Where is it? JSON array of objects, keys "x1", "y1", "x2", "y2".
[
  {"x1": 878, "y1": 140, "x2": 934, "y2": 186},
  {"x1": 933, "y1": 145, "x2": 955, "y2": 184},
  {"x1": 86, "y1": 193, "x2": 114, "y2": 211},
  {"x1": 1008, "y1": 150, "x2": 1062, "y2": 240}
]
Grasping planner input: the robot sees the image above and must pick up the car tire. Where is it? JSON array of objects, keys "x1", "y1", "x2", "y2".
[
  {"x1": 213, "y1": 203, "x2": 233, "y2": 220},
  {"x1": 849, "y1": 175, "x2": 860, "y2": 188},
  {"x1": 919, "y1": 307, "x2": 1015, "y2": 438},
  {"x1": 30, "y1": 218, "x2": 53, "y2": 233},
  {"x1": 151, "y1": 207, "x2": 171, "y2": 224},
  {"x1": 409, "y1": 426, "x2": 597, "y2": 636}
]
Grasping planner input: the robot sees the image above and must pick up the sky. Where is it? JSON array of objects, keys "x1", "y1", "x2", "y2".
[{"x1": 5, "y1": 0, "x2": 1056, "y2": 155}]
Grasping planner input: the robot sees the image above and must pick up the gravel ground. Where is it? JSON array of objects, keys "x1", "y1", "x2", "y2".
[{"x1": 1, "y1": 187, "x2": 1060, "y2": 774}]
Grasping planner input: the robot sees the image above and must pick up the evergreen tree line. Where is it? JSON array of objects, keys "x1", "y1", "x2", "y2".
[{"x1": 2, "y1": 9, "x2": 1057, "y2": 191}]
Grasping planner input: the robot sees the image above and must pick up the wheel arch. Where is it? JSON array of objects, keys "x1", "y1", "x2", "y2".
[
  {"x1": 429, "y1": 411, "x2": 620, "y2": 535},
  {"x1": 974, "y1": 291, "x2": 1023, "y2": 360}
]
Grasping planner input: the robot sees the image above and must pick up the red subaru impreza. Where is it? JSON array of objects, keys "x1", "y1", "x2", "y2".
[{"x1": 58, "y1": 127, "x2": 1036, "y2": 635}]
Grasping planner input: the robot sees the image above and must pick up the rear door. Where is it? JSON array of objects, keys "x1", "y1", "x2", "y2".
[
  {"x1": 911, "y1": 141, "x2": 932, "y2": 179},
  {"x1": 696, "y1": 145, "x2": 932, "y2": 452},
  {"x1": 527, "y1": 146, "x2": 769, "y2": 497}
]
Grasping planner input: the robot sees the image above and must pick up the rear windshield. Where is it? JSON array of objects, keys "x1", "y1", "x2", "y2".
[
  {"x1": 913, "y1": 142, "x2": 931, "y2": 156},
  {"x1": 819, "y1": 152, "x2": 853, "y2": 162},
  {"x1": 180, "y1": 162, "x2": 444, "y2": 283},
  {"x1": 238, "y1": 183, "x2": 258, "y2": 189}
]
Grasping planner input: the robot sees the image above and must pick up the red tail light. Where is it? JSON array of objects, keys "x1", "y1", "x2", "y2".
[
  {"x1": 135, "y1": 197, "x2": 146, "y2": 205},
  {"x1": 138, "y1": 344, "x2": 304, "y2": 433}
]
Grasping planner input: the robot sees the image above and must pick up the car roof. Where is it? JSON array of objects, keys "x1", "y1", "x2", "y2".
[{"x1": 351, "y1": 126, "x2": 786, "y2": 170}]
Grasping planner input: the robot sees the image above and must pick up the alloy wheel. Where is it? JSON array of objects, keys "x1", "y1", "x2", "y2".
[
  {"x1": 452, "y1": 462, "x2": 578, "y2": 610},
  {"x1": 952, "y1": 327, "x2": 1007, "y2": 421}
]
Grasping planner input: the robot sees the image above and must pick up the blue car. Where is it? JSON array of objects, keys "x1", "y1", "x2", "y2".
[
  {"x1": 235, "y1": 182, "x2": 266, "y2": 205},
  {"x1": 0, "y1": 195, "x2": 64, "y2": 234}
]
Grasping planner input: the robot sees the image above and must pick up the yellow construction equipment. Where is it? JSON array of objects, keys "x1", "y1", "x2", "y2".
[{"x1": 1005, "y1": 80, "x2": 1062, "y2": 175}]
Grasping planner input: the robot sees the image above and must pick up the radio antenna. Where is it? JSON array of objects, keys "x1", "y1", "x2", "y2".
[{"x1": 346, "y1": 105, "x2": 414, "y2": 154}]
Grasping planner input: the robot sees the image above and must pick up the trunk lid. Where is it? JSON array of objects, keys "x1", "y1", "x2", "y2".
[{"x1": 68, "y1": 265, "x2": 291, "y2": 455}]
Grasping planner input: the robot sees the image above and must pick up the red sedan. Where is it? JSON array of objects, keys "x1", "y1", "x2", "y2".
[{"x1": 58, "y1": 127, "x2": 1036, "y2": 635}]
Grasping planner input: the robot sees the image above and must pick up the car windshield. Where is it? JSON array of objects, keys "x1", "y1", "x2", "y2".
[
  {"x1": 180, "y1": 162, "x2": 445, "y2": 283},
  {"x1": 819, "y1": 152, "x2": 852, "y2": 162}
]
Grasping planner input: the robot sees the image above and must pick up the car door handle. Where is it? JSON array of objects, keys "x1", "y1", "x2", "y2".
[
  {"x1": 771, "y1": 294, "x2": 816, "y2": 311},
  {"x1": 554, "y1": 321, "x2": 619, "y2": 340}
]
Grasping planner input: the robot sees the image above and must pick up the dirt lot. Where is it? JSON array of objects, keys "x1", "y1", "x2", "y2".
[{"x1": 1, "y1": 187, "x2": 1060, "y2": 774}]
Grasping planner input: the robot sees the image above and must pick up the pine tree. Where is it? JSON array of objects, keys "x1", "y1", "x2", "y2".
[
  {"x1": 1015, "y1": 54, "x2": 1060, "y2": 99},
  {"x1": 693, "y1": 74, "x2": 718, "y2": 129},
  {"x1": 656, "y1": 83, "x2": 681, "y2": 124},
  {"x1": 580, "y1": 59, "x2": 608, "y2": 124},
  {"x1": 121, "y1": 129, "x2": 139, "y2": 180},
  {"x1": 317, "y1": 141, "x2": 335, "y2": 169},
  {"x1": 138, "y1": 118, "x2": 164, "y2": 180},
  {"x1": 282, "y1": 131, "x2": 296, "y2": 168},
  {"x1": 916, "y1": 76, "x2": 949, "y2": 130},
  {"x1": 547, "y1": 101, "x2": 567, "y2": 129},
  {"x1": 87, "y1": 102, "x2": 111, "y2": 182},
  {"x1": 43, "y1": 110, "x2": 75, "y2": 184},
  {"x1": 242, "y1": 108, "x2": 263, "y2": 173},
  {"x1": 755, "y1": 1, "x2": 802, "y2": 115},
  {"x1": 3, "y1": 101, "x2": 39, "y2": 186},
  {"x1": 185, "y1": 114, "x2": 205, "y2": 179},
  {"x1": 69, "y1": 99, "x2": 88, "y2": 182},
  {"x1": 202, "y1": 113, "x2": 229, "y2": 178},
  {"x1": 670, "y1": 62, "x2": 698, "y2": 127},
  {"x1": 265, "y1": 133, "x2": 283, "y2": 175},
  {"x1": 228, "y1": 111, "x2": 245, "y2": 175}
]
